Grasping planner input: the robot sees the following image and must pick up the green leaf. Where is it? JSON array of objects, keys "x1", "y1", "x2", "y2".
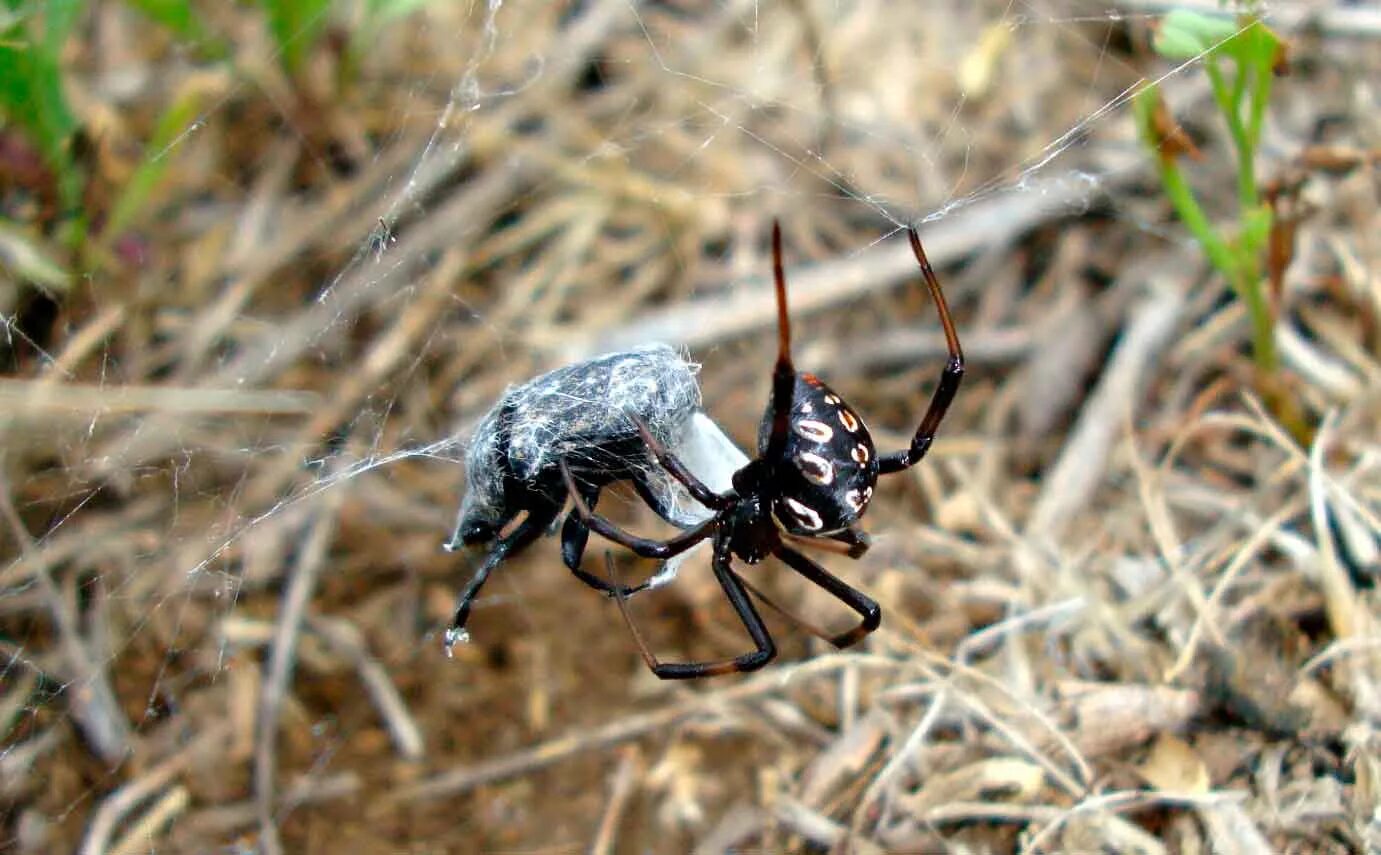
[
  {"x1": 41, "y1": 0, "x2": 84, "y2": 54},
  {"x1": 1132, "y1": 83, "x2": 1160, "y2": 151},
  {"x1": 1153, "y1": 25, "x2": 1203, "y2": 61},
  {"x1": 1156, "y1": 11, "x2": 1283, "y2": 72},
  {"x1": 259, "y1": 0, "x2": 333, "y2": 74},
  {"x1": 1154, "y1": 10, "x2": 1238, "y2": 59},
  {"x1": 1224, "y1": 18, "x2": 1282, "y2": 67},
  {"x1": 125, "y1": 0, "x2": 203, "y2": 41},
  {"x1": 364, "y1": 0, "x2": 433, "y2": 25}
]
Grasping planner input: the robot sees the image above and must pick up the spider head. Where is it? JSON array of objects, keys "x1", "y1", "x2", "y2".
[
  {"x1": 721, "y1": 462, "x2": 781, "y2": 564},
  {"x1": 758, "y1": 373, "x2": 881, "y2": 537}
]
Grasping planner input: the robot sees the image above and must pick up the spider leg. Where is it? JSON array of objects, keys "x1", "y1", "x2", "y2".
[
  {"x1": 782, "y1": 525, "x2": 870, "y2": 558},
  {"x1": 605, "y1": 533, "x2": 776, "y2": 679},
  {"x1": 762, "y1": 219, "x2": 798, "y2": 464},
  {"x1": 773, "y1": 544, "x2": 881, "y2": 649},
  {"x1": 878, "y1": 228, "x2": 965, "y2": 474},
  {"x1": 562, "y1": 460, "x2": 715, "y2": 560},
  {"x1": 446, "y1": 504, "x2": 560, "y2": 653},
  {"x1": 629, "y1": 469, "x2": 688, "y2": 525},
  {"x1": 729, "y1": 570, "x2": 838, "y2": 643},
  {"x1": 630, "y1": 417, "x2": 734, "y2": 511},
  {"x1": 560, "y1": 481, "x2": 655, "y2": 599},
  {"x1": 830, "y1": 526, "x2": 872, "y2": 559}
]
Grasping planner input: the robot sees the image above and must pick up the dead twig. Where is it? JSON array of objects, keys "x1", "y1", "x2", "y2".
[
  {"x1": 0, "y1": 467, "x2": 131, "y2": 765},
  {"x1": 1025, "y1": 282, "x2": 1186, "y2": 542},
  {"x1": 80, "y1": 723, "x2": 231, "y2": 855},
  {"x1": 589, "y1": 745, "x2": 642, "y2": 855},
  {"x1": 254, "y1": 490, "x2": 343, "y2": 855},
  {"x1": 107, "y1": 786, "x2": 190, "y2": 855},
  {"x1": 561, "y1": 162, "x2": 1138, "y2": 359},
  {"x1": 307, "y1": 615, "x2": 426, "y2": 761},
  {"x1": 384, "y1": 654, "x2": 906, "y2": 807}
]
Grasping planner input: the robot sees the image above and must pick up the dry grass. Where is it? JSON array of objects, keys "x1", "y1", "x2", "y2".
[{"x1": 2, "y1": 1, "x2": 1380, "y2": 853}]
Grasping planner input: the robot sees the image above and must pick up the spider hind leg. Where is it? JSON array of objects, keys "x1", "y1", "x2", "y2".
[{"x1": 774, "y1": 544, "x2": 881, "y2": 648}]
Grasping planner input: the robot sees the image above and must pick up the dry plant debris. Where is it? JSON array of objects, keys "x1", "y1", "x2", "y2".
[{"x1": 1, "y1": 1, "x2": 1379, "y2": 853}]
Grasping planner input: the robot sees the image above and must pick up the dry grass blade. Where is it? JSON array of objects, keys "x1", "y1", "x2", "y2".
[
  {"x1": 384, "y1": 655, "x2": 905, "y2": 807},
  {"x1": 566, "y1": 167, "x2": 1134, "y2": 359},
  {"x1": 0, "y1": 469, "x2": 130, "y2": 765},
  {"x1": 589, "y1": 745, "x2": 642, "y2": 855},
  {"x1": 79, "y1": 724, "x2": 232, "y2": 855},
  {"x1": 1025, "y1": 282, "x2": 1185, "y2": 542}
]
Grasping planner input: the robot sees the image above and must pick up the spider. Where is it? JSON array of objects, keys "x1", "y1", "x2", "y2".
[{"x1": 562, "y1": 221, "x2": 964, "y2": 679}]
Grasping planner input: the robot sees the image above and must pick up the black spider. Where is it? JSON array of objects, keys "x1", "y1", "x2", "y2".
[{"x1": 561, "y1": 221, "x2": 964, "y2": 679}]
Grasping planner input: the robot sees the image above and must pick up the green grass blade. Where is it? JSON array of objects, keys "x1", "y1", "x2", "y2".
[
  {"x1": 0, "y1": 2, "x2": 83, "y2": 211},
  {"x1": 0, "y1": 220, "x2": 71, "y2": 292},
  {"x1": 124, "y1": 0, "x2": 204, "y2": 42},
  {"x1": 101, "y1": 84, "x2": 206, "y2": 243},
  {"x1": 259, "y1": 0, "x2": 333, "y2": 74}
]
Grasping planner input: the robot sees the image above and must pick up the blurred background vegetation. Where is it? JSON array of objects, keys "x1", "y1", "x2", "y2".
[{"x1": 1, "y1": 1, "x2": 1379, "y2": 852}]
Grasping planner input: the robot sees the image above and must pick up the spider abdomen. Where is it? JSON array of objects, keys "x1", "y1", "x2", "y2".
[{"x1": 758, "y1": 373, "x2": 880, "y2": 535}]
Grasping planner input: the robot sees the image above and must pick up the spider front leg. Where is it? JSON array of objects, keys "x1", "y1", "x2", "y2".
[
  {"x1": 629, "y1": 416, "x2": 735, "y2": 512},
  {"x1": 605, "y1": 533, "x2": 777, "y2": 679},
  {"x1": 878, "y1": 228, "x2": 965, "y2": 475},
  {"x1": 763, "y1": 220, "x2": 800, "y2": 463},
  {"x1": 561, "y1": 461, "x2": 715, "y2": 560},
  {"x1": 784, "y1": 526, "x2": 871, "y2": 559}
]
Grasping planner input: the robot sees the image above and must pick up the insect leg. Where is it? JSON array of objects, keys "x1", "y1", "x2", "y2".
[
  {"x1": 560, "y1": 480, "x2": 659, "y2": 599},
  {"x1": 445, "y1": 505, "x2": 559, "y2": 654}
]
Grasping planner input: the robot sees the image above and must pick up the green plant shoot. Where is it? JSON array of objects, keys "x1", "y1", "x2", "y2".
[
  {"x1": 0, "y1": 0, "x2": 86, "y2": 234},
  {"x1": 1134, "y1": 10, "x2": 1286, "y2": 387}
]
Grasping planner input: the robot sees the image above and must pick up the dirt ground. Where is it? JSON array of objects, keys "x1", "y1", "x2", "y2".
[{"x1": 3, "y1": 1, "x2": 1380, "y2": 853}]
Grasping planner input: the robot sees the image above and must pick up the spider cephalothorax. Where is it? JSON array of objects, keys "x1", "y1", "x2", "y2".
[{"x1": 563, "y1": 221, "x2": 964, "y2": 679}]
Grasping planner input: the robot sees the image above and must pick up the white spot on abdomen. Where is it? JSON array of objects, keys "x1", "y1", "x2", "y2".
[
  {"x1": 797, "y1": 452, "x2": 834, "y2": 485},
  {"x1": 795, "y1": 419, "x2": 834, "y2": 442},
  {"x1": 784, "y1": 498, "x2": 824, "y2": 530}
]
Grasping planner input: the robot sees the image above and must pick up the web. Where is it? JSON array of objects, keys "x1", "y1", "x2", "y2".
[{"x1": 3, "y1": 1, "x2": 1377, "y2": 852}]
